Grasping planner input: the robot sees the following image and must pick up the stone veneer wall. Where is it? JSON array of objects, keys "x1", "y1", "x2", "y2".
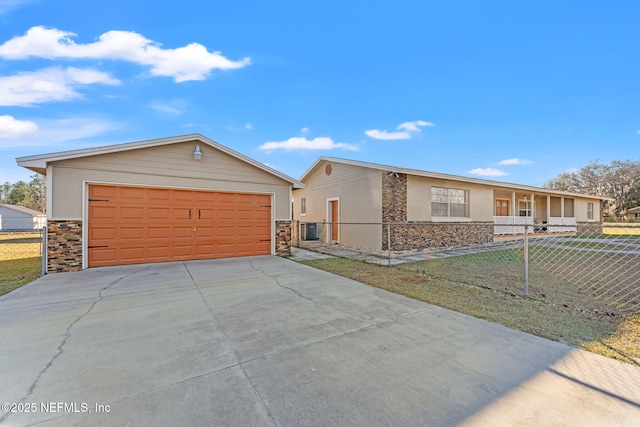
[
  {"x1": 389, "y1": 222, "x2": 494, "y2": 251},
  {"x1": 380, "y1": 171, "x2": 493, "y2": 251},
  {"x1": 382, "y1": 172, "x2": 408, "y2": 250},
  {"x1": 47, "y1": 220, "x2": 83, "y2": 273},
  {"x1": 275, "y1": 220, "x2": 292, "y2": 256},
  {"x1": 577, "y1": 221, "x2": 603, "y2": 235}
]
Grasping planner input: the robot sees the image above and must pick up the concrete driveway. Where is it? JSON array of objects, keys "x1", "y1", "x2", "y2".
[{"x1": 1, "y1": 256, "x2": 639, "y2": 426}]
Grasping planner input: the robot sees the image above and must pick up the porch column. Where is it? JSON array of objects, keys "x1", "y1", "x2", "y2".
[
  {"x1": 511, "y1": 191, "x2": 516, "y2": 216},
  {"x1": 561, "y1": 197, "x2": 565, "y2": 223},
  {"x1": 547, "y1": 195, "x2": 551, "y2": 222},
  {"x1": 530, "y1": 193, "x2": 535, "y2": 219}
]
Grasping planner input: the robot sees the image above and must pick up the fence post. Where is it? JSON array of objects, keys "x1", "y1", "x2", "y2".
[
  {"x1": 387, "y1": 223, "x2": 391, "y2": 266},
  {"x1": 41, "y1": 226, "x2": 47, "y2": 276},
  {"x1": 523, "y1": 225, "x2": 529, "y2": 296}
]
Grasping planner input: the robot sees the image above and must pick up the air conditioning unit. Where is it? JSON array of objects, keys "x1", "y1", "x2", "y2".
[{"x1": 301, "y1": 223, "x2": 318, "y2": 240}]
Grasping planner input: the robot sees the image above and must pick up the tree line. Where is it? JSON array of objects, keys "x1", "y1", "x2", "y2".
[
  {"x1": 0, "y1": 175, "x2": 46, "y2": 213},
  {"x1": 544, "y1": 159, "x2": 640, "y2": 218}
]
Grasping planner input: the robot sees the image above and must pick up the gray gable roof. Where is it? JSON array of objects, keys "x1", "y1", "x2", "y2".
[
  {"x1": 301, "y1": 156, "x2": 611, "y2": 201},
  {"x1": 0, "y1": 204, "x2": 45, "y2": 216}
]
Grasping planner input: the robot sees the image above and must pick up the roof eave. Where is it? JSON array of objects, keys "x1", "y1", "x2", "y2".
[{"x1": 303, "y1": 157, "x2": 610, "y2": 201}]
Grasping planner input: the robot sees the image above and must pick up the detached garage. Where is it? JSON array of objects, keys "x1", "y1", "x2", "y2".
[{"x1": 16, "y1": 134, "x2": 303, "y2": 272}]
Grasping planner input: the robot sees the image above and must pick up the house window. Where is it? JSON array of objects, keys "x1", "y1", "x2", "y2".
[
  {"x1": 431, "y1": 187, "x2": 469, "y2": 218},
  {"x1": 301, "y1": 198, "x2": 307, "y2": 215},
  {"x1": 518, "y1": 200, "x2": 532, "y2": 217},
  {"x1": 587, "y1": 202, "x2": 594, "y2": 220}
]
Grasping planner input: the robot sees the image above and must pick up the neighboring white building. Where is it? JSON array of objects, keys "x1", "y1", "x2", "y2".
[{"x1": 0, "y1": 204, "x2": 46, "y2": 230}]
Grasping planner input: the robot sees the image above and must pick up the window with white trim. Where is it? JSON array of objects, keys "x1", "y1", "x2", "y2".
[
  {"x1": 301, "y1": 198, "x2": 307, "y2": 215},
  {"x1": 431, "y1": 187, "x2": 469, "y2": 218},
  {"x1": 518, "y1": 200, "x2": 532, "y2": 217},
  {"x1": 587, "y1": 202, "x2": 594, "y2": 220}
]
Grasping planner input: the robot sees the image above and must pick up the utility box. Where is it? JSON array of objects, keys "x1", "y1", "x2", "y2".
[{"x1": 302, "y1": 223, "x2": 318, "y2": 240}]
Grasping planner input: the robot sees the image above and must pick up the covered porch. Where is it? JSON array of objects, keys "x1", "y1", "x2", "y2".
[{"x1": 493, "y1": 190, "x2": 576, "y2": 235}]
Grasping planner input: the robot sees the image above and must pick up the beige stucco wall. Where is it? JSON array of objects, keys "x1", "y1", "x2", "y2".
[
  {"x1": 407, "y1": 175, "x2": 494, "y2": 221},
  {"x1": 575, "y1": 198, "x2": 601, "y2": 221},
  {"x1": 293, "y1": 161, "x2": 382, "y2": 249},
  {"x1": 405, "y1": 176, "x2": 603, "y2": 223},
  {"x1": 48, "y1": 141, "x2": 293, "y2": 220}
]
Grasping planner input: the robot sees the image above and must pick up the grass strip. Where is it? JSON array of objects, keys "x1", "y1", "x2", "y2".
[{"x1": 0, "y1": 257, "x2": 41, "y2": 296}]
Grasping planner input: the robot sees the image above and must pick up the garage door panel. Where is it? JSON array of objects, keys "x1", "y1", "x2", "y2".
[
  {"x1": 173, "y1": 208, "x2": 192, "y2": 220},
  {"x1": 255, "y1": 210, "x2": 271, "y2": 220},
  {"x1": 173, "y1": 248, "x2": 196, "y2": 260},
  {"x1": 237, "y1": 210, "x2": 257, "y2": 220},
  {"x1": 148, "y1": 207, "x2": 171, "y2": 219},
  {"x1": 121, "y1": 207, "x2": 145, "y2": 219},
  {"x1": 89, "y1": 185, "x2": 272, "y2": 267},
  {"x1": 237, "y1": 226, "x2": 255, "y2": 237},
  {"x1": 148, "y1": 227, "x2": 170, "y2": 239},
  {"x1": 120, "y1": 247, "x2": 146, "y2": 261},
  {"x1": 121, "y1": 227, "x2": 145, "y2": 240},
  {"x1": 172, "y1": 227, "x2": 193, "y2": 238},
  {"x1": 173, "y1": 190, "x2": 195, "y2": 202},
  {"x1": 216, "y1": 209, "x2": 236, "y2": 220},
  {"x1": 148, "y1": 188, "x2": 171, "y2": 201},
  {"x1": 195, "y1": 245, "x2": 216, "y2": 256},
  {"x1": 196, "y1": 226, "x2": 215, "y2": 236},
  {"x1": 90, "y1": 248, "x2": 117, "y2": 263},
  {"x1": 90, "y1": 227, "x2": 117, "y2": 240},
  {"x1": 91, "y1": 185, "x2": 116, "y2": 198},
  {"x1": 90, "y1": 206, "x2": 116, "y2": 219},
  {"x1": 148, "y1": 246, "x2": 170, "y2": 259}
]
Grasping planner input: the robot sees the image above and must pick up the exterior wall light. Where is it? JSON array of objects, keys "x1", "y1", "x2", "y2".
[{"x1": 193, "y1": 144, "x2": 202, "y2": 160}]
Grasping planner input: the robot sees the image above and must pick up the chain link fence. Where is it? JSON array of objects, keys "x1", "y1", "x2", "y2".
[
  {"x1": 0, "y1": 228, "x2": 47, "y2": 277},
  {"x1": 294, "y1": 221, "x2": 640, "y2": 316}
]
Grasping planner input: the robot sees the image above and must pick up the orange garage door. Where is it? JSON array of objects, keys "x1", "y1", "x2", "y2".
[{"x1": 88, "y1": 185, "x2": 272, "y2": 267}]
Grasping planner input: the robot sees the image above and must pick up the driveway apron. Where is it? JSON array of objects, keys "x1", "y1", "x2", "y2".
[{"x1": 1, "y1": 256, "x2": 639, "y2": 426}]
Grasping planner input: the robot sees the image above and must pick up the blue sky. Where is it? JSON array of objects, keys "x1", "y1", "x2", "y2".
[{"x1": 1, "y1": 1, "x2": 639, "y2": 187}]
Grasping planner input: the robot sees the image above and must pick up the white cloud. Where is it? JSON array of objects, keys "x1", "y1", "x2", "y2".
[
  {"x1": 365, "y1": 120, "x2": 434, "y2": 140},
  {"x1": 0, "y1": 117, "x2": 122, "y2": 149},
  {"x1": 300, "y1": 127, "x2": 309, "y2": 134},
  {"x1": 0, "y1": 26, "x2": 250, "y2": 82},
  {"x1": 258, "y1": 136, "x2": 358, "y2": 152},
  {"x1": 244, "y1": 123, "x2": 253, "y2": 130},
  {"x1": 148, "y1": 99, "x2": 187, "y2": 115},
  {"x1": 0, "y1": 0, "x2": 31, "y2": 14},
  {"x1": 497, "y1": 158, "x2": 533, "y2": 165},
  {"x1": 468, "y1": 167, "x2": 508, "y2": 177},
  {"x1": 0, "y1": 66, "x2": 120, "y2": 107},
  {"x1": 0, "y1": 115, "x2": 38, "y2": 138}
]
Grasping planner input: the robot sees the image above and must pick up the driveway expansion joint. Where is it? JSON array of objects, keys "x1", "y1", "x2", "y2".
[
  {"x1": 182, "y1": 262, "x2": 278, "y2": 427},
  {"x1": 248, "y1": 258, "x2": 358, "y2": 318}
]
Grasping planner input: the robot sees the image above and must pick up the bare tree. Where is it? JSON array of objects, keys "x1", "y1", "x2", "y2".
[{"x1": 544, "y1": 160, "x2": 640, "y2": 217}]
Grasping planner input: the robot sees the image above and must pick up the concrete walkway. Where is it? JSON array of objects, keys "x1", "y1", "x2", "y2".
[
  {"x1": 1, "y1": 256, "x2": 639, "y2": 426},
  {"x1": 296, "y1": 240, "x2": 523, "y2": 265}
]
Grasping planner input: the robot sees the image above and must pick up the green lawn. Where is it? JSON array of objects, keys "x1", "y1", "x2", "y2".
[
  {"x1": 0, "y1": 232, "x2": 42, "y2": 296},
  {"x1": 0, "y1": 257, "x2": 41, "y2": 296}
]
